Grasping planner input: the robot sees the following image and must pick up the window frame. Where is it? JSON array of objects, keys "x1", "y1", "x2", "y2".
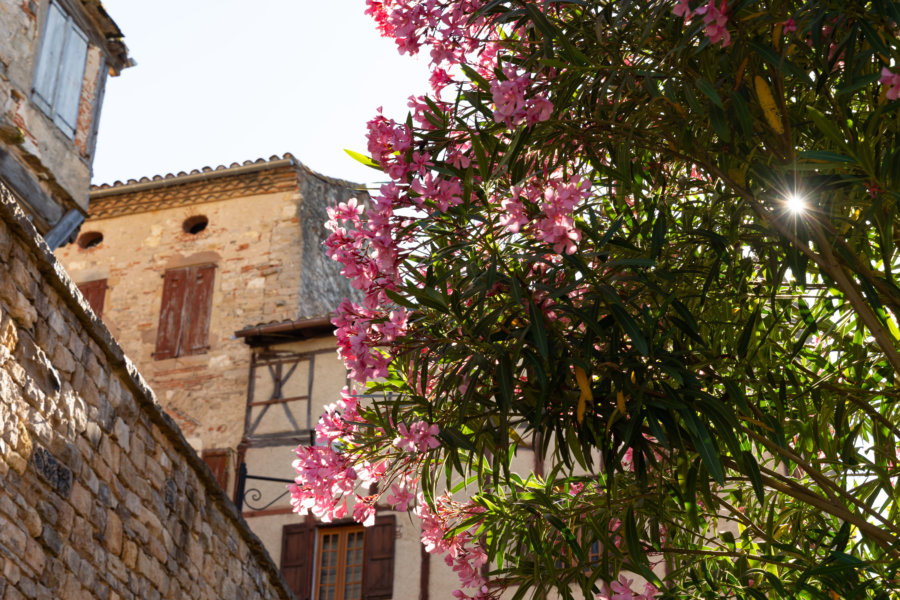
[
  {"x1": 281, "y1": 515, "x2": 396, "y2": 600},
  {"x1": 32, "y1": 0, "x2": 90, "y2": 139},
  {"x1": 314, "y1": 524, "x2": 366, "y2": 600}
]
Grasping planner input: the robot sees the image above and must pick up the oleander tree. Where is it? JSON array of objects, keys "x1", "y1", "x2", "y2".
[{"x1": 290, "y1": 1, "x2": 900, "y2": 598}]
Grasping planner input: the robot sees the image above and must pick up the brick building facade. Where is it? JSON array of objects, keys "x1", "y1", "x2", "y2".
[{"x1": 55, "y1": 156, "x2": 462, "y2": 600}]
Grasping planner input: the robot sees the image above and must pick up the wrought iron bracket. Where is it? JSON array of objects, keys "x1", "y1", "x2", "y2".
[{"x1": 234, "y1": 461, "x2": 296, "y2": 512}]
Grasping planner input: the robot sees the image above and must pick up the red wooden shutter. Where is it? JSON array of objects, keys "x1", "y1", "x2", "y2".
[
  {"x1": 182, "y1": 264, "x2": 215, "y2": 356},
  {"x1": 282, "y1": 521, "x2": 314, "y2": 600},
  {"x1": 155, "y1": 268, "x2": 189, "y2": 360},
  {"x1": 201, "y1": 449, "x2": 228, "y2": 490},
  {"x1": 77, "y1": 279, "x2": 107, "y2": 318},
  {"x1": 362, "y1": 515, "x2": 396, "y2": 600}
]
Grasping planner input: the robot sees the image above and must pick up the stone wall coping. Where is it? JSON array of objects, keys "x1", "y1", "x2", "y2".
[{"x1": 0, "y1": 183, "x2": 297, "y2": 600}]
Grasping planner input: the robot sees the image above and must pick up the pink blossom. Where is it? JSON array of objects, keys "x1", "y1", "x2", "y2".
[
  {"x1": 536, "y1": 212, "x2": 581, "y2": 254},
  {"x1": 637, "y1": 583, "x2": 659, "y2": 600},
  {"x1": 695, "y1": 0, "x2": 731, "y2": 46},
  {"x1": 352, "y1": 497, "x2": 377, "y2": 527},
  {"x1": 526, "y1": 96, "x2": 554, "y2": 125},
  {"x1": 499, "y1": 196, "x2": 529, "y2": 233},
  {"x1": 430, "y1": 67, "x2": 454, "y2": 92},
  {"x1": 491, "y1": 74, "x2": 528, "y2": 127},
  {"x1": 394, "y1": 421, "x2": 441, "y2": 452},
  {"x1": 610, "y1": 576, "x2": 636, "y2": 600},
  {"x1": 386, "y1": 482, "x2": 416, "y2": 511},
  {"x1": 672, "y1": 0, "x2": 692, "y2": 20},
  {"x1": 881, "y1": 67, "x2": 900, "y2": 101},
  {"x1": 291, "y1": 444, "x2": 358, "y2": 521},
  {"x1": 782, "y1": 18, "x2": 797, "y2": 34},
  {"x1": 376, "y1": 309, "x2": 408, "y2": 341}
]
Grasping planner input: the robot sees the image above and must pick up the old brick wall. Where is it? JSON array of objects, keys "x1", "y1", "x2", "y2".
[
  {"x1": 0, "y1": 186, "x2": 293, "y2": 599},
  {"x1": 0, "y1": 0, "x2": 113, "y2": 226},
  {"x1": 56, "y1": 164, "x2": 308, "y2": 455}
]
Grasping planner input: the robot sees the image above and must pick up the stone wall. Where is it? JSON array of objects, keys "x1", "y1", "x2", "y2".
[{"x1": 0, "y1": 186, "x2": 293, "y2": 599}]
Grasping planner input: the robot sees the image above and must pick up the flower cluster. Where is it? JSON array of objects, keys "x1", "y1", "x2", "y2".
[
  {"x1": 417, "y1": 496, "x2": 490, "y2": 599},
  {"x1": 673, "y1": 0, "x2": 731, "y2": 46},
  {"x1": 490, "y1": 67, "x2": 554, "y2": 128},
  {"x1": 600, "y1": 576, "x2": 659, "y2": 600},
  {"x1": 289, "y1": 445, "x2": 357, "y2": 522},
  {"x1": 881, "y1": 67, "x2": 900, "y2": 101},
  {"x1": 494, "y1": 176, "x2": 592, "y2": 254},
  {"x1": 394, "y1": 421, "x2": 441, "y2": 453}
]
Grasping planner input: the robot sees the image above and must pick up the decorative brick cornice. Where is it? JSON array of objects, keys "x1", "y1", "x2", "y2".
[{"x1": 88, "y1": 156, "x2": 302, "y2": 220}]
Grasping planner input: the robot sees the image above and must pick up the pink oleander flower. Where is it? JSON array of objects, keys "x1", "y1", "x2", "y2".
[
  {"x1": 291, "y1": 444, "x2": 359, "y2": 521},
  {"x1": 695, "y1": 0, "x2": 731, "y2": 46},
  {"x1": 352, "y1": 496, "x2": 377, "y2": 527},
  {"x1": 491, "y1": 73, "x2": 528, "y2": 127},
  {"x1": 386, "y1": 482, "x2": 416, "y2": 511},
  {"x1": 881, "y1": 67, "x2": 900, "y2": 101},
  {"x1": 610, "y1": 576, "x2": 636, "y2": 600},
  {"x1": 499, "y1": 196, "x2": 529, "y2": 233},
  {"x1": 782, "y1": 18, "x2": 797, "y2": 34},
  {"x1": 672, "y1": 0, "x2": 692, "y2": 20},
  {"x1": 525, "y1": 95, "x2": 554, "y2": 125},
  {"x1": 394, "y1": 421, "x2": 441, "y2": 452},
  {"x1": 376, "y1": 309, "x2": 408, "y2": 341},
  {"x1": 327, "y1": 197, "x2": 365, "y2": 224},
  {"x1": 536, "y1": 212, "x2": 581, "y2": 254}
]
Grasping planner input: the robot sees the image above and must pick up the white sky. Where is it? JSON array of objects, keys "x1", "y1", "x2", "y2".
[{"x1": 92, "y1": 0, "x2": 431, "y2": 187}]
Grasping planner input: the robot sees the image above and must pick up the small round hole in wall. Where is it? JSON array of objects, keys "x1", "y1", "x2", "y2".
[
  {"x1": 77, "y1": 231, "x2": 103, "y2": 249},
  {"x1": 183, "y1": 216, "x2": 209, "y2": 235}
]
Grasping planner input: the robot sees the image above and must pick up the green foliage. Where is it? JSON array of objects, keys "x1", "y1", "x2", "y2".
[{"x1": 361, "y1": 0, "x2": 900, "y2": 597}]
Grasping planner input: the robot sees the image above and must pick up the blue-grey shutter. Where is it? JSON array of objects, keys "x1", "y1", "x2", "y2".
[
  {"x1": 32, "y1": 2, "x2": 67, "y2": 113},
  {"x1": 53, "y1": 22, "x2": 88, "y2": 138}
]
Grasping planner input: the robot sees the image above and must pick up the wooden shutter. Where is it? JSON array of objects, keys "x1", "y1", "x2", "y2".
[
  {"x1": 77, "y1": 279, "x2": 107, "y2": 318},
  {"x1": 182, "y1": 265, "x2": 215, "y2": 356},
  {"x1": 32, "y1": 2, "x2": 67, "y2": 112},
  {"x1": 282, "y1": 521, "x2": 314, "y2": 600},
  {"x1": 201, "y1": 449, "x2": 228, "y2": 490},
  {"x1": 53, "y1": 20, "x2": 88, "y2": 137},
  {"x1": 362, "y1": 515, "x2": 396, "y2": 600},
  {"x1": 155, "y1": 268, "x2": 189, "y2": 360}
]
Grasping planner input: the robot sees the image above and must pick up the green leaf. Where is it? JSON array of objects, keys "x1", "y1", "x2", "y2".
[
  {"x1": 741, "y1": 450, "x2": 765, "y2": 503},
  {"x1": 611, "y1": 305, "x2": 649, "y2": 356},
  {"x1": 528, "y1": 301, "x2": 549, "y2": 359},
  {"x1": 736, "y1": 303, "x2": 761, "y2": 360},
  {"x1": 836, "y1": 72, "x2": 882, "y2": 96},
  {"x1": 797, "y1": 151, "x2": 856, "y2": 164},
  {"x1": 438, "y1": 427, "x2": 477, "y2": 452},
  {"x1": 678, "y1": 407, "x2": 725, "y2": 484},
  {"x1": 748, "y1": 42, "x2": 810, "y2": 80},
  {"x1": 344, "y1": 148, "x2": 381, "y2": 170},
  {"x1": 806, "y1": 106, "x2": 849, "y2": 150},
  {"x1": 695, "y1": 77, "x2": 724, "y2": 109},
  {"x1": 729, "y1": 90, "x2": 753, "y2": 138}
]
